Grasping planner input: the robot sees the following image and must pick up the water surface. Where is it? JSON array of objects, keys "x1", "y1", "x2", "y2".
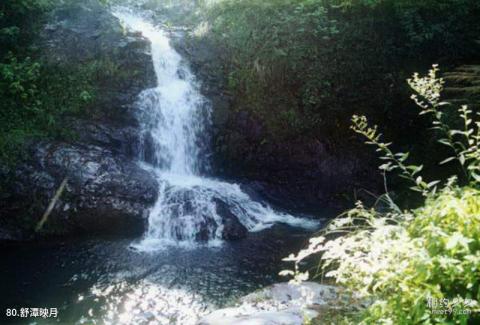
[{"x1": 0, "y1": 225, "x2": 313, "y2": 324}]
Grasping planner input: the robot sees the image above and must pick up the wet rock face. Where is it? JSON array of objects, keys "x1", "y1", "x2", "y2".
[
  {"x1": 12, "y1": 142, "x2": 158, "y2": 237},
  {"x1": 227, "y1": 124, "x2": 376, "y2": 212},
  {"x1": 68, "y1": 119, "x2": 143, "y2": 158},
  {"x1": 214, "y1": 199, "x2": 248, "y2": 240}
]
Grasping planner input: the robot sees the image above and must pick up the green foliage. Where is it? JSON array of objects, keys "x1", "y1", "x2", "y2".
[
  {"x1": 200, "y1": 0, "x2": 341, "y2": 134},
  {"x1": 281, "y1": 68, "x2": 480, "y2": 324},
  {"x1": 0, "y1": 0, "x2": 53, "y2": 55},
  {"x1": 0, "y1": 56, "x2": 99, "y2": 162},
  {"x1": 350, "y1": 65, "x2": 480, "y2": 194},
  {"x1": 193, "y1": 0, "x2": 479, "y2": 140},
  {"x1": 0, "y1": 56, "x2": 42, "y2": 161},
  {"x1": 0, "y1": 0, "x2": 115, "y2": 163},
  {"x1": 351, "y1": 114, "x2": 434, "y2": 195},
  {"x1": 0, "y1": 0, "x2": 54, "y2": 162}
]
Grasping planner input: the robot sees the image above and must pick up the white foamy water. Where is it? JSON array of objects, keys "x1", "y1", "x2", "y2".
[{"x1": 113, "y1": 8, "x2": 317, "y2": 251}]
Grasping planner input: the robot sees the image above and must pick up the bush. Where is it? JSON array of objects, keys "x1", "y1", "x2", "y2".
[{"x1": 281, "y1": 66, "x2": 480, "y2": 324}]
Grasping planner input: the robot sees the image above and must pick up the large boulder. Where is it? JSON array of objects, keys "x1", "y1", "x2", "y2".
[
  {"x1": 214, "y1": 198, "x2": 248, "y2": 240},
  {"x1": 198, "y1": 282, "x2": 347, "y2": 325},
  {"x1": 140, "y1": 187, "x2": 248, "y2": 242},
  {"x1": 5, "y1": 142, "x2": 158, "y2": 238}
]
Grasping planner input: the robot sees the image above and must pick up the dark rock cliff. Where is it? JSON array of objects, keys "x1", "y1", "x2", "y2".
[
  {"x1": 0, "y1": 0, "x2": 389, "y2": 241},
  {"x1": 0, "y1": 1, "x2": 158, "y2": 240},
  {"x1": 173, "y1": 35, "x2": 381, "y2": 214}
]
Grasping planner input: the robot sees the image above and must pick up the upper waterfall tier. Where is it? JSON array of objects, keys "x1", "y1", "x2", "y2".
[{"x1": 113, "y1": 8, "x2": 317, "y2": 250}]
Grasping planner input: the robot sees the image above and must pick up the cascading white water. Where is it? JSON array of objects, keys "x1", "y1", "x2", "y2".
[
  {"x1": 113, "y1": 9, "x2": 317, "y2": 251},
  {"x1": 116, "y1": 11, "x2": 205, "y2": 175}
]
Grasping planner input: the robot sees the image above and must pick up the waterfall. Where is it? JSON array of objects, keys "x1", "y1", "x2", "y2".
[{"x1": 113, "y1": 9, "x2": 317, "y2": 251}]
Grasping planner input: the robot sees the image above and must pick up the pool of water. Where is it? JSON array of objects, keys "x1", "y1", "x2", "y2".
[{"x1": 0, "y1": 225, "x2": 314, "y2": 324}]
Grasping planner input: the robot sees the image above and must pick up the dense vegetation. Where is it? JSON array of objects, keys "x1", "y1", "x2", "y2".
[
  {"x1": 194, "y1": 0, "x2": 479, "y2": 138},
  {"x1": 1, "y1": 0, "x2": 50, "y2": 161},
  {"x1": 282, "y1": 68, "x2": 480, "y2": 324},
  {"x1": 0, "y1": 0, "x2": 110, "y2": 163}
]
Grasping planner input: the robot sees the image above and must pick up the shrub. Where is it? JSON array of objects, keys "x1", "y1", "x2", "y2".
[{"x1": 281, "y1": 66, "x2": 480, "y2": 324}]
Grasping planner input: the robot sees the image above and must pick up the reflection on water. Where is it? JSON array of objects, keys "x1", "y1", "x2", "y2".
[
  {"x1": 81, "y1": 280, "x2": 209, "y2": 324},
  {"x1": 0, "y1": 225, "x2": 316, "y2": 324}
]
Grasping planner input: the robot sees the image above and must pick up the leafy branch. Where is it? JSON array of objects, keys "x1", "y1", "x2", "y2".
[
  {"x1": 351, "y1": 65, "x2": 480, "y2": 198},
  {"x1": 351, "y1": 115, "x2": 437, "y2": 196}
]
